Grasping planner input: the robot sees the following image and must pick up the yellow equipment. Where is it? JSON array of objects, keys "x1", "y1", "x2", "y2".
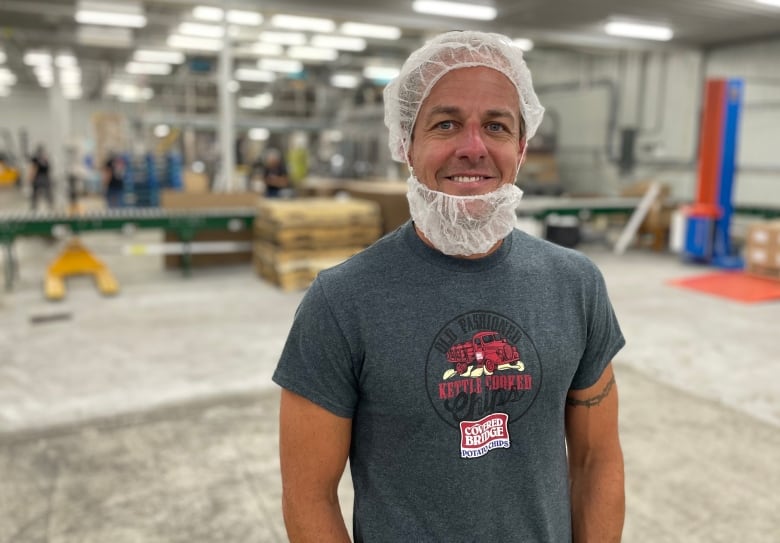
[
  {"x1": 0, "y1": 161, "x2": 18, "y2": 186},
  {"x1": 44, "y1": 238, "x2": 119, "y2": 300}
]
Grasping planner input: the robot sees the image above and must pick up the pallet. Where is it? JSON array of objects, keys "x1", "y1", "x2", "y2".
[
  {"x1": 745, "y1": 263, "x2": 780, "y2": 282},
  {"x1": 256, "y1": 197, "x2": 380, "y2": 228},
  {"x1": 254, "y1": 220, "x2": 381, "y2": 249},
  {"x1": 253, "y1": 243, "x2": 362, "y2": 290},
  {"x1": 255, "y1": 260, "x2": 315, "y2": 291}
]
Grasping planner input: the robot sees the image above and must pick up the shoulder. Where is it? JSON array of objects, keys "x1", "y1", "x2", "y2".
[
  {"x1": 315, "y1": 226, "x2": 409, "y2": 295},
  {"x1": 512, "y1": 229, "x2": 601, "y2": 279}
]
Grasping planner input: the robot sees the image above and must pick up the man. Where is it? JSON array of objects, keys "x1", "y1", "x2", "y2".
[
  {"x1": 29, "y1": 145, "x2": 54, "y2": 211},
  {"x1": 103, "y1": 153, "x2": 125, "y2": 209},
  {"x1": 261, "y1": 148, "x2": 290, "y2": 198},
  {"x1": 274, "y1": 30, "x2": 625, "y2": 542}
]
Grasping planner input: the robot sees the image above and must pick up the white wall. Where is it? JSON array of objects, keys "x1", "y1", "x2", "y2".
[
  {"x1": 527, "y1": 47, "x2": 704, "y2": 198},
  {"x1": 525, "y1": 39, "x2": 780, "y2": 206}
]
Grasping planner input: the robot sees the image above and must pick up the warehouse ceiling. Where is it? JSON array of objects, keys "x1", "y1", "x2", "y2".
[{"x1": 1, "y1": 0, "x2": 779, "y2": 116}]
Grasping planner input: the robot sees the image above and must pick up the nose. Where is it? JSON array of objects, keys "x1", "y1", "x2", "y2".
[{"x1": 455, "y1": 124, "x2": 488, "y2": 161}]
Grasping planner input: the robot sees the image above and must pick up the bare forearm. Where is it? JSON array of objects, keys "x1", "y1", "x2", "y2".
[
  {"x1": 570, "y1": 459, "x2": 625, "y2": 543},
  {"x1": 283, "y1": 495, "x2": 351, "y2": 543}
]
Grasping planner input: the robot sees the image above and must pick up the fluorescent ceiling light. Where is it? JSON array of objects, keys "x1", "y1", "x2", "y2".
[
  {"x1": 248, "y1": 127, "x2": 270, "y2": 141},
  {"x1": 363, "y1": 65, "x2": 400, "y2": 81},
  {"x1": 239, "y1": 93, "x2": 273, "y2": 110},
  {"x1": 126, "y1": 61, "x2": 172, "y2": 75},
  {"x1": 154, "y1": 124, "x2": 171, "y2": 138},
  {"x1": 119, "y1": 87, "x2": 153, "y2": 102},
  {"x1": 330, "y1": 73, "x2": 360, "y2": 89},
  {"x1": 311, "y1": 35, "x2": 366, "y2": 52},
  {"x1": 339, "y1": 22, "x2": 401, "y2": 40},
  {"x1": 193, "y1": 6, "x2": 263, "y2": 25},
  {"x1": 55, "y1": 54, "x2": 78, "y2": 68},
  {"x1": 604, "y1": 21, "x2": 673, "y2": 41},
  {"x1": 34, "y1": 68, "x2": 53, "y2": 86},
  {"x1": 227, "y1": 10, "x2": 263, "y2": 25},
  {"x1": 259, "y1": 58, "x2": 303, "y2": 73},
  {"x1": 259, "y1": 31, "x2": 306, "y2": 46},
  {"x1": 235, "y1": 42, "x2": 284, "y2": 57},
  {"x1": 75, "y1": 1, "x2": 146, "y2": 28},
  {"x1": 77, "y1": 25, "x2": 133, "y2": 47},
  {"x1": 167, "y1": 35, "x2": 223, "y2": 52},
  {"x1": 412, "y1": 1, "x2": 497, "y2": 20},
  {"x1": 134, "y1": 49, "x2": 185, "y2": 64},
  {"x1": 287, "y1": 46, "x2": 338, "y2": 61},
  {"x1": 76, "y1": 10, "x2": 146, "y2": 27},
  {"x1": 24, "y1": 51, "x2": 52, "y2": 66},
  {"x1": 270, "y1": 14, "x2": 335, "y2": 33},
  {"x1": 59, "y1": 68, "x2": 82, "y2": 85},
  {"x1": 178, "y1": 22, "x2": 224, "y2": 38},
  {"x1": 234, "y1": 68, "x2": 276, "y2": 82},
  {"x1": 0, "y1": 69, "x2": 17, "y2": 86},
  {"x1": 227, "y1": 80, "x2": 240, "y2": 93},
  {"x1": 110, "y1": 85, "x2": 153, "y2": 101},
  {"x1": 193, "y1": 6, "x2": 222, "y2": 20},
  {"x1": 512, "y1": 38, "x2": 534, "y2": 52},
  {"x1": 756, "y1": 0, "x2": 780, "y2": 6}
]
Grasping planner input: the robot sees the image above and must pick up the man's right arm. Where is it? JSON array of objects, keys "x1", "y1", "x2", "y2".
[{"x1": 279, "y1": 388, "x2": 353, "y2": 543}]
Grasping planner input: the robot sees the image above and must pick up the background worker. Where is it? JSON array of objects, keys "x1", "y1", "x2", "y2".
[{"x1": 29, "y1": 144, "x2": 53, "y2": 212}]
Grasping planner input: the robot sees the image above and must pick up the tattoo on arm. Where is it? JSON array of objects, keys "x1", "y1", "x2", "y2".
[{"x1": 566, "y1": 375, "x2": 616, "y2": 408}]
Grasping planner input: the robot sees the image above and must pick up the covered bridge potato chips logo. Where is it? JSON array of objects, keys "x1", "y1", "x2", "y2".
[{"x1": 425, "y1": 311, "x2": 542, "y2": 459}]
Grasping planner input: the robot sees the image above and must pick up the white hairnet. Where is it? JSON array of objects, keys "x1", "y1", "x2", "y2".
[{"x1": 383, "y1": 30, "x2": 545, "y2": 163}]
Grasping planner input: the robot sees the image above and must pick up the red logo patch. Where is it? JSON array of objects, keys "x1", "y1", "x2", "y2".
[{"x1": 459, "y1": 413, "x2": 511, "y2": 459}]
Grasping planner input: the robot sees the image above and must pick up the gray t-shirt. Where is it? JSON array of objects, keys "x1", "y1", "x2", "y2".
[{"x1": 273, "y1": 221, "x2": 625, "y2": 542}]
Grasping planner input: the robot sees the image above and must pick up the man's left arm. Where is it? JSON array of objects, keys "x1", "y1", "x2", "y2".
[{"x1": 565, "y1": 362, "x2": 625, "y2": 543}]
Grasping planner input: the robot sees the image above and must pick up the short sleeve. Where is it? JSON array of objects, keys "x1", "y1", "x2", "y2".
[
  {"x1": 272, "y1": 279, "x2": 359, "y2": 418},
  {"x1": 569, "y1": 264, "x2": 625, "y2": 390}
]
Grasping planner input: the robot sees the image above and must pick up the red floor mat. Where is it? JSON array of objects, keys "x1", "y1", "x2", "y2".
[{"x1": 668, "y1": 271, "x2": 780, "y2": 303}]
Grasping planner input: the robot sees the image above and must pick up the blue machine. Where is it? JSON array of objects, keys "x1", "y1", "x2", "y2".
[{"x1": 683, "y1": 78, "x2": 744, "y2": 268}]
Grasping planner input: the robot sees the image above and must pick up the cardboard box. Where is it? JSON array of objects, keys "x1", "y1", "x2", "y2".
[
  {"x1": 161, "y1": 190, "x2": 259, "y2": 209},
  {"x1": 745, "y1": 245, "x2": 780, "y2": 269},
  {"x1": 342, "y1": 181, "x2": 410, "y2": 235},
  {"x1": 746, "y1": 221, "x2": 780, "y2": 249},
  {"x1": 161, "y1": 190, "x2": 259, "y2": 269},
  {"x1": 182, "y1": 170, "x2": 210, "y2": 193},
  {"x1": 745, "y1": 222, "x2": 780, "y2": 281},
  {"x1": 256, "y1": 197, "x2": 381, "y2": 228}
]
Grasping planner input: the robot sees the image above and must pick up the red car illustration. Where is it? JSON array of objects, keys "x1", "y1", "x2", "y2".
[{"x1": 446, "y1": 331, "x2": 521, "y2": 375}]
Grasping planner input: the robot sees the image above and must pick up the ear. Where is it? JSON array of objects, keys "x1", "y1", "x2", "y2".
[{"x1": 517, "y1": 137, "x2": 527, "y2": 166}]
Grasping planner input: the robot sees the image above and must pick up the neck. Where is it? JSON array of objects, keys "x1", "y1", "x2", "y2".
[{"x1": 413, "y1": 223, "x2": 503, "y2": 260}]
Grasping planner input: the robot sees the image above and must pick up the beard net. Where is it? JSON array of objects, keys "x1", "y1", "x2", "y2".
[
  {"x1": 406, "y1": 175, "x2": 524, "y2": 256},
  {"x1": 384, "y1": 30, "x2": 545, "y2": 163}
]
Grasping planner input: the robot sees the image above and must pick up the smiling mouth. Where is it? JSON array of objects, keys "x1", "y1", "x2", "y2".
[{"x1": 449, "y1": 175, "x2": 491, "y2": 183}]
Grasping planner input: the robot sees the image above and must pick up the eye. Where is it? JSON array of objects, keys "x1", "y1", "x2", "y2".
[
  {"x1": 486, "y1": 122, "x2": 507, "y2": 132},
  {"x1": 436, "y1": 120, "x2": 455, "y2": 130}
]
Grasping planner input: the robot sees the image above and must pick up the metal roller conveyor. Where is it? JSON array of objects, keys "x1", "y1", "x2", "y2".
[{"x1": 0, "y1": 207, "x2": 258, "y2": 298}]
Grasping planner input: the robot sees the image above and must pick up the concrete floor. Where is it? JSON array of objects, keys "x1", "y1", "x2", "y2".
[{"x1": 0, "y1": 188, "x2": 778, "y2": 542}]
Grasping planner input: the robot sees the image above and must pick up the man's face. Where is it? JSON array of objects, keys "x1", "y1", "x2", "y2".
[{"x1": 407, "y1": 66, "x2": 525, "y2": 197}]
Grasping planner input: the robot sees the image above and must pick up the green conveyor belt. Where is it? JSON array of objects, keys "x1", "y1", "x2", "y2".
[{"x1": 0, "y1": 207, "x2": 257, "y2": 290}]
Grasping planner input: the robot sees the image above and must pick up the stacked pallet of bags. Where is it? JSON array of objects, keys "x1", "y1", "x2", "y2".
[
  {"x1": 744, "y1": 220, "x2": 780, "y2": 280},
  {"x1": 253, "y1": 197, "x2": 382, "y2": 290}
]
